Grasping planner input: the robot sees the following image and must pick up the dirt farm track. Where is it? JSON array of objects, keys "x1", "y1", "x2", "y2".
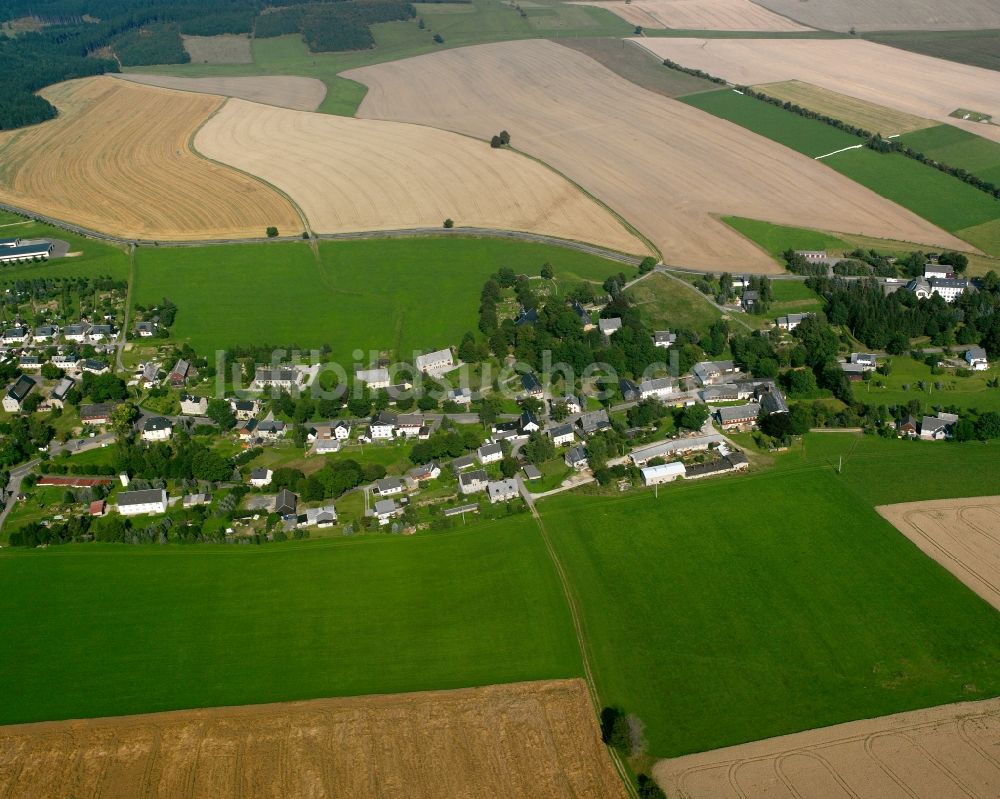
[
  {"x1": 0, "y1": 679, "x2": 627, "y2": 799},
  {"x1": 654, "y1": 696, "x2": 1000, "y2": 798},
  {"x1": 877, "y1": 496, "x2": 1000, "y2": 613}
]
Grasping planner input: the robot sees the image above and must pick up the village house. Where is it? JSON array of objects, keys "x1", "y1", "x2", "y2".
[
  {"x1": 141, "y1": 416, "x2": 173, "y2": 442},
  {"x1": 183, "y1": 493, "x2": 212, "y2": 508},
  {"x1": 477, "y1": 442, "x2": 505, "y2": 465},
  {"x1": 257, "y1": 419, "x2": 286, "y2": 440},
  {"x1": 515, "y1": 306, "x2": 538, "y2": 327},
  {"x1": 924, "y1": 263, "x2": 952, "y2": 280},
  {"x1": 313, "y1": 437, "x2": 341, "y2": 455},
  {"x1": 2, "y1": 374, "x2": 35, "y2": 412},
  {"x1": 549, "y1": 424, "x2": 575, "y2": 447},
  {"x1": 2, "y1": 325, "x2": 29, "y2": 344},
  {"x1": 638, "y1": 377, "x2": 675, "y2": 402},
  {"x1": 117, "y1": 488, "x2": 168, "y2": 517},
  {"x1": 775, "y1": 313, "x2": 808, "y2": 332},
  {"x1": 299, "y1": 505, "x2": 338, "y2": 528},
  {"x1": 48, "y1": 376, "x2": 74, "y2": 409},
  {"x1": 920, "y1": 412, "x2": 959, "y2": 441},
  {"x1": 451, "y1": 454, "x2": 477, "y2": 472},
  {"x1": 487, "y1": 479, "x2": 519, "y2": 504},
  {"x1": 33, "y1": 325, "x2": 58, "y2": 342},
  {"x1": 134, "y1": 320, "x2": 158, "y2": 337},
  {"x1": 250, "y1": 468, "x2": 273, "y2": 488},
  {"x1": 619, "y1": 378, "x2": 640, "y2": 403},
  {"x1": 62, "y1": 323, "x2": 91, "y2": 342},
  {"x1": 369, "y1": 411, "x2": 397, "y2": 440},
  {"x1": 355, "y1": 367, "x2": 390, "y2": 389},
  {"x1": 396, "y1": 413, "x2": 424, "y2": 437},
  {"x1": 965, "y1": 347, "x2": 989, "y2": 371},
  {"x1": 576, "y1": 409, "x2": 610, "y2": 435},
  {"x1": 520, "y1": 371, "x2": 543, "y2": 399},
  {"x1": 447, "y1": 387, "x2": 473, "y2": 406},
  {"x1": 80, "y1": 403, "x2": 115, "y2": 426},
  {"x1": 755, "y1": 381, "x2": 789, "y2": 415},
  {"x1": 237, "y1": 418, "x2": 258, "y2": 440},
  {"x1": 641, "y1": 461, "x2": 686, "y2": 485},
  {"x1": 230, "y1": 398, "x2": 259, "y2": 421},
  {"x1": 716, "y1": 402, "x2": 761, "y2": 430},
  {"x1": 52, "y1": 353, "x2": 79, "y2": 369},
  {"x1": 551, "y1": 395, "x2": 582, "y2": 415},
  {"x1": 522, "y1": 464, "x2": 542, "y2": 481},
  {"x1": 652, "y1": 330, "x2": 676, "y2": 348},
  {"x1": 565, "y1": 446, "x2": 589, "y2": 470},
  {"x1": 169, "y1": 358, "x2": 190, "y2": 388},
  {"x1": 598, "y1": 317, "x2": 622, "y2": 339},
  {"x1": 684, "y1": 452, "x2": 750, "y2": 480},
  {"x1": 375, "y1": 476, "x2": 405, "y2": 496},
  {"x1": 459, "y1": 469, "x2": 489, "y2": 495},
  {"x1": 373, "y1": 498, "x2": 402, "y2": 525},
  {"x1": 253, "y1": 367, "x2": 299, "y2": 390},
  {"x1": 408, "y1": 462, "x2": 441, "y2": 482},
  {"x1": 896, "y1": 415, "x2": 919, "y2": 437},
  {"x1": 692, "y1": 360, "x2": 738, "y2": 386},
  {"x1": 701, "y1": 383, "x2": 754, "y2": 403},
  {"x1": 18, "y1": 354, "x2": 42, "y2": 370},
  {"x1": 90, "y1": 500, "x2": 106, "y2": 517},
  {"x1": 850, "y1": 352, "x2": 877, "y2": 371},
  {"x1": 275, "y1": 489, "x2": 298, "y2": 518},
  {"x1": 571, "y1": 300, "x2": 594, "y2": 330},
  {"x1": 519, "y1": 410, "x2": 540, "y2": 434},
  {"x1": 414, "y1": 347, "x2": 454, "y2": 373},
  {"x1": 906, "y1": 276, "x2": 968, "y2": 303},
  {"x1": 88, "y1": 324, "x2": 113, "y2": 341},
  {"x1": 82, "y1": 359, "x2": 109, "y2": 375},
  {"x1": 740, "y1": 289, "x2": 759, "y2": 313},
  {"x1": 839, "y1": 362, "x2": 867, "y2": 382},
  {"x1": 179, "y1": 394, "x2": 208, "y2": 416}
]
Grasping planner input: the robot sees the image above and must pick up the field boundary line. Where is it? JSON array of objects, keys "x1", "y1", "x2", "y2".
[
  {"x1": 527, "y1": 500, "x2": 640, "y2": 799},
  {"x1": 187, "y1": 97, "x2": 314, "y2": 238},
  {"x1": 815, "y1": 143, "x2": 863, "y2": 160}
]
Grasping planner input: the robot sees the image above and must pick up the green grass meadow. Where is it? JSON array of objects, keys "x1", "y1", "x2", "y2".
[
  {"x1": 541, "y1": 436, "x2": 1000, "y2": 757},
  {"x1": 0, "y1": 517, "x2": 582, "y2": 725},
  {"x1": 722, "y1": 216, "x2": 850, "y2": 259},
  {"x1": 860, "y1": 355, "x2": 1000, "y2": 414},
  {"x1": 684, "y1": 90, "x2": 1000, "y2": 246},
  {"x1": 624, "y1": 272, "x2": 724, "y2": 335},
  {"x1": 900, "y1": 124, "x2": 1000, "y2": 185},
  {"x1": 0, "y1": 213, "x2": 129, "y2": 282},
  {"x1": 133, "y1": 237, "x2": 629, "y2": 360}
]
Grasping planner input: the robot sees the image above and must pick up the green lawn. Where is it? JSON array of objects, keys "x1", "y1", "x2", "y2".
[
  {"x1": 767, "y1": 279, "x2": 824, "y2": 319},
  {"x1": 125, "y1": 0, "x2": 632, "y2": 116},
  {"x1": 681, "y1": 88, "x2": 859, "y2": 158},
  {"x1": 723, "y1": 216, "x2": 849, "y2": 259},
  {"x1": 900, "y1": 125, "x2": 1000, "y2": 185},
  {"x1": 624, "y1": 272, "x2": 723, "y2": 335},
  {"x1": 0, "y1": 516, "x2": 582, "y2": 725},
  {"x1": 133, "y1": 237, "x2": 629, "y2": 362},
  {"x1": 685, "y1": 90, "x2": 1000, "y2": 243},
  {"x1": 0, "y1": 216, "x2": 129, "y2": 282},
  {"x1": 541, "y1": 436, "x2": 1000, "y2": 757},
  {"x1": 859, "y1": 355, "x2": 1000, "y2": 414}
]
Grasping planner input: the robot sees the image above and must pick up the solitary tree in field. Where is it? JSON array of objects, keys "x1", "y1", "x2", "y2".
[
  {"x1": 498, "y1": 130, "x2": 510, "y2": 146},
  {"x1": 540, "y1": 262, "x2": 554, "y2": 279},
  {"x1": 443, "y1": 218, "x2": 454, "y2": 229},
  {"x1": 266, "y1": 226, "x2": 279, "y2": 238},
  {"x1": 433, "y1": 33, "x2": 443, "y2": 43}
]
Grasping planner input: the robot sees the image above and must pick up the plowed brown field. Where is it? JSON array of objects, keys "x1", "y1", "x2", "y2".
[
  {"x1": 0, "y1": 77, "x2": 300, "y2": 240},
  {"x1": 0, "y1": 679, "x2": 626, "y2": 799},
  {"x1": 753, "y1": 0, "x2": 1000, "y2": 32},
  {"x1": 116, "y1": 73, "x2": 327, "y2": 111},
  {"x1": 346, "y1": 40, "x2": 965, "y2": 271},
  {"x1": 877, "y1": 496, "x2": 1000, "y2": 612},
  {"x1": 654, "y1": 696, "x2": 1000, "y2": 798},
  {"x1": 196, "y1": 97, "x2": 645, "y2": 253},
  {"x1": 572, "y1": 0, "x2": 810, "y2": 31}
]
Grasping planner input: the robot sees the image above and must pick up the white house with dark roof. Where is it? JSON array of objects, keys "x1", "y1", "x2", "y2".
[
  {"x1": 715, "y1": 402, "x2": 761, "y2": 430},
  {"x1": 179, "y1": 394, "x2": 208, "y2": 416},
  {"x1": 477, "y1": 442, "x2": 504, "y2": 465},
  {"x1": 920, "y1": 414, "x2": 955, "y2": 440},
  {"x1": 252, "y1": 367, "x2": 299, "y2": 390},
  {"x1": 565, "y1": 446, "x2": 588, "y2": 470},
  {"x1": 549, "y1": 424, "x2": 575, "y2": 447},
  {"x1": 88, "y1": 324, "x2": 113, "y2": 341},
  {"x1": 653, "y1": 330, "x2": 676, "y2": 348},
  {"x1": 396, "y1": 413, "x2": 424, "y2": 437},
  {"x1": 598, "y1": 317, "x2": 622, "y2": 338},
  {"x1": 250, "y1": 468, "x2": 273, "y2": 488},
  {"x1": 373, "y1": 498, "x2": 402, "y2": 525},
  {"x1": 520, "y1": 372, "x2": 543, "y2": 398},
  {"x1": 2, "y1": 374, "x2": 35, "y2": 412},
  {"x1": 966, "y1": 347, "x2": 988, "y2": 371},
  {"x1": 638, "y1": 377, "x2": 675, "y2": 401},
  {"x1": 141, "y1": 416, "x2": 173, "y2": 441},
  {"x1": 414, "y1": 347, "x2": 454, "y2": 373},
  {"x1": 692, "y1": 360, "x2": 737, "y2": 386},
  {"x1": 355, "y1": 367, "x2": 390, "y2": 389},
  {"x1": 447, "y1": 387, "x2": 472, "y2": 406},
  {"x1": 459, "y1": 469, "x2": 489, "y2": 495},
  {"x1": 63, "y1": 323, "x2": 91, "y2": 342},
  {"x1": 300, "y1": 504, "x2": 338, "y2": 528},
  {"x1": 33, "y1": 325, "x2": 58, "y2": 341},
  {"x1": 0, "y1": 241, "x2": 51, "y2": 264},
  {"x1": 775, "y1": 313, "x2": 808, "y2": 332},
  {"x1": 2, "y1": 325, "x2": 28, "y2": 344},
  {"x1": 641, "y1": 462, "x2": 686, "y2": 486},
  {"x1": 375, "y1": 476, "x2": 405, "y2": 496},
  {"x1": 117, "y1": 488, "x2": 168, "y2": 516},
  {"x1": 257, "y1": 419, "x2": 286, "y2": 439},
  {"x1": 230, "y1": 398, "x2": 259, "y2": 420},
  {"x1": 18, "y1": 354, "x2": 42, "y2": 370},
  {"x1": 82, "y1": 359, "x2": 109, "y2": 375},
  {"x1": 576, "y1": 409, "x2": 610, "y2": 435},
  {"x1": 487, "y1": 479, "x2": 519, "y2": 504},
  {"x1": 849, "y1": 352, "x2": 877, "y2": 371}
]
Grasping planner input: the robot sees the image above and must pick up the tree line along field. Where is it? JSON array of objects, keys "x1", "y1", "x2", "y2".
[
  {"x1": 539, "y1": 435, "x2": 1000, "y2": 758},
  {"x1": 132, "y1": 237, "x2": 630, "y2": 362},
  {"x1": 681, "y1": 89, "x2": 1000, "y2": 251},
  {"x1": 0, "y1": 517, "x2": 582, "y2": 725},
  {"x1": 0, "y1": 77, "x2": 301, "y2": 242}
]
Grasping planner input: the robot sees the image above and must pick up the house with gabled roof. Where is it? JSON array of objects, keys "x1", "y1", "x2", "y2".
[{"x1": 2, "y1": 374, "x2": 35, "y2": 412}]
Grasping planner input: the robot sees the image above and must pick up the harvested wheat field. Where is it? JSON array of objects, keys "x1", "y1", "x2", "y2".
[
  {"x1": 0, "y1": 679, "x2": 627, "y2": 799},
  {"x1": 877, "y1": 496, "x2": 1000, "y2": 613},
  {"x1": 636, "y1": 38, "x2": 1000, "y2": 144},
  {"x1": 571, "y1": 0, "x2": 810, "y2": 31},
  {"x1": 654, "y1": 696, "x2": 1000, "y2": 798},
  {"x1": 0, "y1": 77, "x2": 299, "y2": 240},
  {"x1": 117, "y1": 73, "x2": 327, "y2": 111},
  {"x1": 346, "y1": 40, "x2": 965, "y2": 272},
  {"x1": 754, "y1": 80, "x2": 934, "y2": 135},
  {"x1": 753, "y1": 0, "x2": 1000, "y2": 32},
  {"x1": 196, "y1": 97, "x2": 645, "y2": 253},
  {"x1": 181, "y1": 33, "x2": 252, "y2": 64}
]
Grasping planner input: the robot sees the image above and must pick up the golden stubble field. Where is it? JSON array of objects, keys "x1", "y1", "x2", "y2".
[
  {"x1": 654, "y1": 696, "x2": 1000, "y2": 798},
  {"x1": 635, "y1": 38, "x2": 1000, "y2": 144},
  {"x1": 116, "y1": 73, "x2": 328, "y2": 111},
  {"x1": 877, "y1": 496, "x2": 1000, "y2": 613},
  {"x1": 752, "y1": 0, "x2": 1000, "y2": 32},
  {"x1": 571, "y1": 0, "x2": 810, "y2": 31},
  {"x1": 196, "y1": 97, "x2": 646, "y2": 253},
  {"x1": 0, "y1": 77, "x2": 300, "y2": 240},
  {"x1": 0, "y1": 679, "x2": 627, "y2": 799},
  {"x1": 345, "y1": 40, "x2": 966, "y2": 272}
]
